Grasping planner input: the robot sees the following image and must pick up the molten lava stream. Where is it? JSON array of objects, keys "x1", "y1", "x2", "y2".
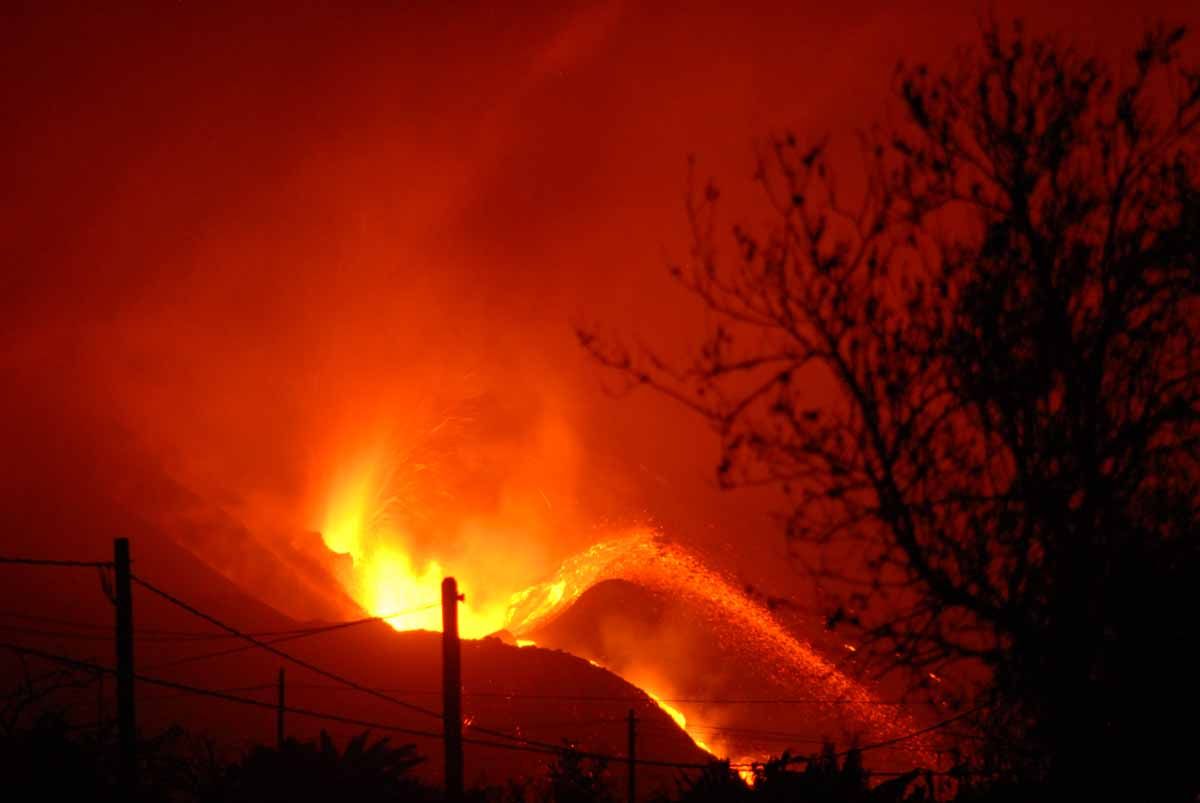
[
  {"x1": 599, "y1": 667, "x2": 758, "y2": 784},
  {"x1": 517, "y1": 640, "x2": 740, "y2": 772}
]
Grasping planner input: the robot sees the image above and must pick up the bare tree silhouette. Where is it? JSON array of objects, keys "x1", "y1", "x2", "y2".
[{"x1": 580, "y1": 19, "x2": 1199, "y2": 800}]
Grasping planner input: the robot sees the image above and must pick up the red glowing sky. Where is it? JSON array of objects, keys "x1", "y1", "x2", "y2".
[{"x1": 3, "y1": 1, "x2": 1197, "y2": 608}]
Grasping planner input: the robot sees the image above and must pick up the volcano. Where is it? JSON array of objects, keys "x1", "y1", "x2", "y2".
[
  {"x1": 1, "y1": 528, "x2": 942, "y2": 789},
  {"x1": 0, "y1": 389, "x2": 939, "y2": 786}
]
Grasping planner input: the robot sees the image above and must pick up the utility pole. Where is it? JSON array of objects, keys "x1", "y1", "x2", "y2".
[
  {"x1": 96, "y1": 671, "x2": 104, "y2": 731},
  {"x1": 276, "y1": 668, "x2": 286, "y2": 748},
  {"x1": 114, "y1": 537, "x2": 136, "y2": 800},
  {"x1": 442, "y1": 577, "x2": 464, "y2": 803},
  {"x1": 627, "y1": 708, "x2": 637, "y2": 803}
]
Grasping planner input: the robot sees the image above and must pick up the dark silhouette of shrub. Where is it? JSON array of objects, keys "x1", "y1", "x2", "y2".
[{"x1": 210, "y1": 730, "x2": 426, "y2": 803}]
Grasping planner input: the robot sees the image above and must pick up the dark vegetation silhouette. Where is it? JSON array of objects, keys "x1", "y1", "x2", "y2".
[
  {"x1": 580, "y1": 18, "x2": 1200, "y2": 802},
  {"x1": 544, "y1": 744, "x2": 615, "y2": 803},
  {"x1": 217, "y1": 731, "x2": 426, "y2": 803},
  {"x1": 663, "y1": 748, "x2": 929, "y2": 803},
  {"x1": 0, "y1": 704, "x2": 962, "y2": 803}
]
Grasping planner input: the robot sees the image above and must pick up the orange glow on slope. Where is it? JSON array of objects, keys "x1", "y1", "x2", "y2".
[
  {"x1": 628, "y1": 680, "x2": 755, "y2": 784},
  {"x1": 647, "y1": 689, "x2": 688, "y2": 731},
  {"x1": 514, "y1": 640, "x2": 723, "y2": 766},
  {"x1": 643, "y1": 687, "x2": 715, "y2": 755}
]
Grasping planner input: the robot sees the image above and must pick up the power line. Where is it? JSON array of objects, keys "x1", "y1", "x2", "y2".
[
  {"x1": 718, "y1": 707, "x2": 984, "y2": 765},
  {"x1": 127, "y1": 574, "x2": 616, "y2": 760},
  {"x1": 130, "y1": 573, "x2": 445, "y2": 720},
  {"x1": 1, "y1": 642, "x2": 715, "y2": 770},
  {"x1": 0, "y1": 611, "x2": 116, "y2": 630},
  {"x1": 5, "y1": 641, "x2": 454, "y2": 741},
  {"x1": 243, "y1": 684, "x2": 936, "y2": 707},
  {"x1": 141, "y1": 605, "x2": 441, "y2": 671},
  {"x1": 715, "y1": 706, "x2": 985, "y2": 768},
  {"x1": 0, "y1": 624, "x2": 118, "y2": 642},
  {"x1": 625, "y1": 697, "x2": 936, "y2": 706},
  {"x1": 0, "y1": 623, "x2": 312, "y2": 645},
  {"x1": 0, "y1": 556, "x2": 112, "y2": 568},
  {"x1": 4, "y1": 637, "x2": 966, "y2": 773},
  {"x1": 138, "y1": 682, "x2": 284, "y2": 704},
  {"x1": 0, "y1": 608, "x2": 440, "y2": 642},
  {"x1": 143, "y1": 624, "x2": 367, "y2": 671},
  {"x1": 4, "y1": 643, "x2": 899, "y2": 755},
  {"x1": 0, "y1": 551, "x2": 974, "y2": 780},
  {"x1": 5, "y1": 631, "x2": 949, "y2": 771},
  {"x1": 158, "y1": 680, "x2": 880, "y2": 751},
  {"x1": 836, "y1": 705, "x2": 986, "y2": 758},
  {"x1": 465, "y1": 693, "x2": 933, "y2": 706},
  {"x1": 126, "y1": 572, "x2": 958, "y2": 768},
  {"x1": 639, "y1": 721, "x2": 831, "y2": 746}
]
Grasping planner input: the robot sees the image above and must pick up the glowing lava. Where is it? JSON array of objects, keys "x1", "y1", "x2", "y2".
[
  {"x1": 501, "y1": 534, "x2": 939, "y2": 770},
  {"x1": 522, "y1": 637, "x2": 720, "y2": 760},
  {"x1": 320, "y1": 448, "x2": 511, "y2": 637},
  {"x1": 319, "y1": 450, "x2": 937, "y2": 770},
  {"x1": 643, "y1": 688, "x2": 714, "y2": 755}
]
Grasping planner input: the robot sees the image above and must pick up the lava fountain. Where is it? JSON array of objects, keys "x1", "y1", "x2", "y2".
[
  {"x1": 320, "y1": 444, "x2": 515, "y2": 637},
  {"x1": 504, "y1": 534, "x2": 937, "y2": 769}
]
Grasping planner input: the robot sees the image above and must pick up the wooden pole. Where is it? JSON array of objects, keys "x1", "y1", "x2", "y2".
[
  {"x1": 276, "y1": 668, "x2": 286, "y2": 748},
  {"x1": 114, "y1": 537, "x2": 136, "y2": 799},
  {"x1": 627, "y1": 708, "x2": 637, "y2": 803},
  {"x1": 96, "y1": 671, "x2": 104, "y2": 731},
  {"x1": 442, "y1": 577, "x2": 464, "y2": 803}
]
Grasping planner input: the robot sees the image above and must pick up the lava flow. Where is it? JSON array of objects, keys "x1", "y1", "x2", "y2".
[
  {"x1": 504, "y1": 535, "x2": 938, "y2": 770},
  {"x1": 316, "y1": 441, "x2": 937, "y2": 771}
]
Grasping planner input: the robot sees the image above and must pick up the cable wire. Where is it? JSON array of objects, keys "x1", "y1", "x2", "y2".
[
  {"x1": 834, "y1": 705, "x2": 986, "y2": 758},
  {"x1": 0, "y1": 608, "x2": 441, "y2": 642},
  {"x1": 130, "y1": 573, "x2": 443, "y2": 722},
  {"x1": 129, "y1": 574, "x2": 620, "y2": 758},
  {"x1": 235, "y1": 684, "x2": 935, "y2": 707},
  {"x1": 1, "y1": 642, "x2": 716, "y2": 770},
  {"x1": 0, "y1": 556, "x2": 112, "y2": 568},
  {"x1": 141, "y1": 605, "x2": 440, "y2": 671},
  {"x1": 128, "y1": 573, "x2": 952, "y2": 766}
]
